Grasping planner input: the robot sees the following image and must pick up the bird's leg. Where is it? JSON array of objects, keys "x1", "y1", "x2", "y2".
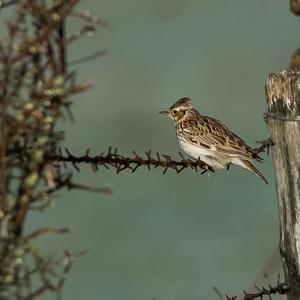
[
  {"x1": 192, "y1": 156, "x2": 214, "y2": 174},
  {"x1": 226, "y1": 164, "x2": 231, "y2": 170},
  {"x1": 201, "y1": 164, "x2": 209, "y2": 174},
  {"x1": 201, "y1": 163, "x2": 214, "y2": 174}
]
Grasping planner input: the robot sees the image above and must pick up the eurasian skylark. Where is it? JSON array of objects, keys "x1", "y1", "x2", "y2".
[{"x1": 160, "y1": 97, "x2": 268, "y2": 184}]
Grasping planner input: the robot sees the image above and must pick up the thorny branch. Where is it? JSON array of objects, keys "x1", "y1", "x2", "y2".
[{"x1": 0, "y1": 1, "x2": 108, "y2": 299}]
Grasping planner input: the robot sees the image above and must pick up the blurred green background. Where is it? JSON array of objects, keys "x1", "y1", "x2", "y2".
[{"x1": 22, "y1": 0, "x2": 300, "y2": 299}]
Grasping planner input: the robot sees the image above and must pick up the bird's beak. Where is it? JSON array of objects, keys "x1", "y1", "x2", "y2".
[{"x1": 159, "y1": 110, "x2": 169, "y2": 116}]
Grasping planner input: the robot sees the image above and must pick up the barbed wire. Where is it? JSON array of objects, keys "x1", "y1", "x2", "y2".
[
  {"x1": 214, "y1": 278, "x2": 289, "y2": 300},
  {"x1": 50, "y1": 147, "x2": 213, "y2": 174},
  {"x1": 241, "y1": 281, "x2": 289, "y2": 300},
  {"x1": 49, "y1": 138, "x2": 274, "y2": 175}
]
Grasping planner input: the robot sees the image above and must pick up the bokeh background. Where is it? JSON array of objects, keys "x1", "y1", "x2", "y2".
[{"x1": 20, "y1": 0, "x2": 300, "y2": 299}]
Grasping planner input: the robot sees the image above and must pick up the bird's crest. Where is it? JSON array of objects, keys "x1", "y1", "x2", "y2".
[{"x1": 170, "y1": 97, "x2": 193, "y2": 110}]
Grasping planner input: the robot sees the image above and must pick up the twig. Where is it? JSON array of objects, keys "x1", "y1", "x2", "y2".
[
  {"x1": 24, "y1": 227, "x2": 70, "y2": 242},
  {"x1": 213, "y1": 286, "x2": 225, "y2": 300},
  {"x1": 42, "y1": 173, "x2": 112, "y2": 195},
  {"x1": 0, "y1": 0, "x2": 18, "y2": 9},
  {"x1": 68, "y1": 49, "x2": 107, "y2": 65},
  {"x1": 24, "y1": 285, "x2": 47, "y2": 300}
]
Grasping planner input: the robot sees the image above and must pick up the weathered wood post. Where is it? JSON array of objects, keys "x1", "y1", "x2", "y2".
[{"x1": 265, "y1": 70, "x2": 300, "y2": 300}]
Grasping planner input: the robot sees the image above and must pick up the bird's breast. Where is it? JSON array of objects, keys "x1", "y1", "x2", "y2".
[
  {"x1": 178, "y1": 137, "x2": 214, "y2": 158},
  {"x1": 177, "y1": 136, "x2": 229, "y2": 169}
]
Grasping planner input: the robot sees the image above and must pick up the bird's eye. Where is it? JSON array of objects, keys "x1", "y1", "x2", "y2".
[{"x1": 173, "y1": 110, "x2": 178, "y2": 115}]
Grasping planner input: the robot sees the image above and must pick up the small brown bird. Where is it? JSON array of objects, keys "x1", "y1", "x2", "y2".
[{"x1": 160, "y1": 97, "x2": 268, "y2": 184}]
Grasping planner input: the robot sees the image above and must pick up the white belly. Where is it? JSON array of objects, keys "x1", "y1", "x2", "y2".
[{"x1": 178, "y1": 139, "x2": 228, "y2": 169}]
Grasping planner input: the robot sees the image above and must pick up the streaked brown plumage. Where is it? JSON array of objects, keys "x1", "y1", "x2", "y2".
[{"x1": 160, "y1": 97, "x2": 268, "y2": 184}]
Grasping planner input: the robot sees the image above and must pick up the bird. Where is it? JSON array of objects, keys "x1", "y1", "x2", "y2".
[{"x1": 159, "y1": 97, "x2": 268, "y2": 184}]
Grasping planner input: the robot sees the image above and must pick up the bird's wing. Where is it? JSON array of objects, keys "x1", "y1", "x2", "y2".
[{"x1": 181, "y1": 115, "x2": 260, "y2": 161}]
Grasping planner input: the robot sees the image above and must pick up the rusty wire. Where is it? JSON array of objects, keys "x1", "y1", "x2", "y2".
[
  {"x1": 214, "y1": 278, "x2": 289, "y2": 300},
  {"x1": 242, "y1": 281, "x2": 289, "y2": 300},
  {"x1": 50, "y1": 147, "x2": 213, "y2": 174},
  {"x1": 49, "y1": 138, "x2": 274, "y2": 175}
]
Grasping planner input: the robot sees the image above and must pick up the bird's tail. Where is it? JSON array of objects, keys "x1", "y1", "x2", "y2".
[{"x1": 240, "y1": 160, "x2": 268, "y2": 184}]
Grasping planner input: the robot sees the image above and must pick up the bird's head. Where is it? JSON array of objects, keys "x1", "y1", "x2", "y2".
[{"x1": 159, "y1": 97, "x2": 193, "y2": 123}]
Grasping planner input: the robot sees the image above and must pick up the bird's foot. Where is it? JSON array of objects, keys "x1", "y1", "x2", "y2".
[{"x1": 201, "y1": 163, "x2": 214, "y2": 174}]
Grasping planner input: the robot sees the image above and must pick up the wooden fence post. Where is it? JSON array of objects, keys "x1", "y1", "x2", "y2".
[{"x1": 265, "y1": 70, "x2": 300, "y2": 299}]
